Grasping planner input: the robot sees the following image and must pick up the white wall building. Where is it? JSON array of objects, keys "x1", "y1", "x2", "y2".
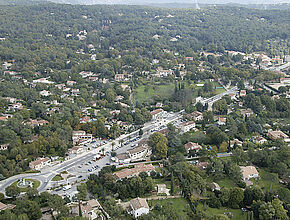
[{"x1": 128, "y1": 198, "x2": 150, "y2": 219}]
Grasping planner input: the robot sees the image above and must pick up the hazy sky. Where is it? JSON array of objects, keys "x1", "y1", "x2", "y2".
[{"x1": 52, "y1": 0, "x2": 290, "y2": 4}]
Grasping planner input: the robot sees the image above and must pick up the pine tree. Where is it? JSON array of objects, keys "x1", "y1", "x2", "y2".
[
  {"x1": 170, "y1": 172, "x2": 175, "y2": 195},
  {"x1": 78, "y1": 200, "x2": 82, "y2": 217}
]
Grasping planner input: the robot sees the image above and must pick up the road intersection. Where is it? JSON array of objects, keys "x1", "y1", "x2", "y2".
[{"x1": 0, "y1": 111, "x2": 183, "y2": 195}]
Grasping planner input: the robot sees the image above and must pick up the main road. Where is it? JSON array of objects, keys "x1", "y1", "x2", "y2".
[
  {"x1": 0, "y1": 111, "x2": 183, "y2": 194},
  {"x1": 195, "y1": 86, "x2": 239, "y2": 110}
]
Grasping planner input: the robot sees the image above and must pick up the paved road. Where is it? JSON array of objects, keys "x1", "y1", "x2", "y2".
[
  {"x1": 265, "y1": 62, "x2": 290, "y2": 72},
  {"x1": 0, "y1": 111, "x2": 183, "y2": 195},
  {"x1": 196, "y1": 86, "x2": 238, "y2": 110}
]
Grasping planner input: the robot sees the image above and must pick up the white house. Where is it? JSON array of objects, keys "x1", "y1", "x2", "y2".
[
  {"x1": 268, "y1": 130, "x2": 290, "y2": 143},
  {"x1": 179, "y1": 121, "x2": 195, "y2": 133},
  {"x1": 0, "y1": 144, "x2": 8, "y2": 151},
  {"x1": 72, "y1": 131, "x2": 93, "y2": 146},
  {"x1": 33, "y1": 78, "x2": 54, "y2": 84},
  {"x1": 184, "y1": 142, "x2": 202, "y2": 154},
  {"x1": 127, "y1": 145, "x2": 152, "y2": 161},
  {"x1": 29, "y1": 157, "x2": 51, "y2": 170},
  {"x1": 128, "y1": 198, "x2": 149, "y2": 219},
  {"x1": 240, "y1": 166, "x2": 259, "y2": 181},
  {"x1": 250, "y1": 136, "x2": 267, "y2": 144},
  {"x1": 40, "y1": 90, "x2": 52, "y2": 97},
  {"x1": 115, "y1": 153, "x2": 131, "y2": 164},
  {"x1": 150, "y1": 109, "x2": 164, "y2": 120},
  {"x1": 188, "y1": 111, "x2": 203, "y2": 121},
  {"x1": 67, "y1": 146, "x2": 84, "y2": 156},
  {"x1": 229, "y1": 139, "x2": 243, "y2": 148},
  {"x1": 217, "y1": 117, "x2": 227, "y2": 126}
]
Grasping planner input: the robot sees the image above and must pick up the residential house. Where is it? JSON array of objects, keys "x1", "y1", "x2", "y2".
[
  {"x1": 184, "y1": 142, "x2": 202, "y2": 154},
  {"x1": 67, "y1": 146, "x2": 84, "y2": 157},
  {"x1": 196, "y1": 161, "x2": 209, "y2": 170},
  {"x1": 79, "y1": 71, "x2": 93, "y2": 78},
  {"x1": 72, "y1": 131, "x2": 93, "y2": 146},
  {"x1": 280, "y1": 78, "x2": 290, "y2": 84},
  {"x1": 55, "y1": 84, "x2": 66, "y2": 90},
  {"x1": 0, "y1": 116, "x2": 8, "y2": 121},
  {"x1": 119, "y1": 122, "x2": 131, "y2": 131},
  {"x1": 150, "y1": 109, "x2": 164, "y2": 120},
  {"x1": 69, "y1": 199, "x2": 104, "y2": 220},
  {"x1": 115, "y1": 74, "x2": 125, "y2": 82},
  {"x1": 187, "y1": 111, "x2": 203, "y2": 121},
  {"x1": 40, "y1": 90, "x2": 51, "y2": 97},
  {"x1": 71, "y1": 89, "x2": 80, "y2": 96},
  {"x1": 250, "y1": 136, "x2": 267, "y2": 144},
  {"x1": 29, "y1": 157, "x2": 51, "y2": 170},
  {"x1": 179, "y1": 121, "x2": 195, "y2": 133},
  {"x1": 127, "y1": 145, "x2": 152, "y2": 161},
  {"x1": 156, "y1": 67, "x2": 173, "y2": 77},
  {"x1": 217, "y1": 117, "x2": 227, "y2": 126},
  {"x1": 8, "y1": 103, "x2": 23, "y2": 111},
  {"x1": 267, "y1": 130, "x2": 290, "y2": 142},
  {"x1": 80, "y1": 116, "x2": 90, "y2": 123},
  {"x1": 240, "y1": 166, "x2": 259, "y2": 181},
  {"x1": 26, "y1": 119, "x2": 49, "y2": 127},
  {"x1": 110, "y1": 110, "x2": 121, "y2": 116},
  {"x1": 120, "y1": 84, "x2": 130, "y2": 91},
  {"x1": 155, "y1": 102, "x2": 163, "y2": 108},
  {"x1": 67, "y1": 80, "x2": 76, "y2": 86},
  {"x1": 2, "y1": 62, "x2": 13, "y2": 70},
  {"x1": 0, "y1": 202, "x2": 16, "y2": 211},
  {"x1": 156, "y1": 184, "x2": 170, "y2": 196},
  {"x1": 113, "y1": 164, "x2": 155, "y2": 180},
  {"x1": 230, "y1": 139, "x2": 243, "y2": 148},
  {"x1": 210, "y1": 182, "x2": 221, "y2": 191},
  {"x1": 152, "y1": 59, "x2": 159, "y2": 64},
  {"x1": 0, "y1": 144, "x2": 8, "y2": 151},
  {"x1": 32, "y1": 78, "x2": 54, "y2": 84},
  {"x1": 127, "y1": 198, "x2": 149, "y2": 219},
  {"x1": 115, "y1": 95, "x2": 124, "y2": 101},
  {"x1": 240, "y1": 109, "x2": 254, "y2": 118},
  {"x1": 115, "y1": 153, "x2": 131, "y2": 164},
  {"x1": 185, "y1": 57, "x2": 194, "y2": 61},
  {"x1": 239, "y1": 90, "x2": 247, "y2": 97}
]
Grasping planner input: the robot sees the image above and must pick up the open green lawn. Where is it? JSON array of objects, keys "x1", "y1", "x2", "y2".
[
  {"x1": 252, "y1": 168, "x2": 283, "y2": 192},
  {"x1": 149, "y1": 198, "x2": 190, "y2": 219},
  {"x1": 216, "y1": 178, "x2": 237, "y2": 188},
  {"x1": 135, "y1": 83, "x2": 175, "y2": 104},
  {"x1": 215, "y1": 88, "x2": 227, "y2": 94},
  {"x1": 11, "y1": 179, "x2": 40, "y2": 192},
  {"x1": 206, "y1": 206, "x2": 246, "y2": 220},
  {"x1": 197, "y1": 203, "x2": 245, "y2": 220},
  {"x1": 52, "y1": 174, "x2": 63, "y2": 181}
]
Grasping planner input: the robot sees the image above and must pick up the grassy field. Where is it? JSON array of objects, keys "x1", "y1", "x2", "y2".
[
  {"x1": 216, "y1": 178, "x2": 237, "y2": 188},
  {"x1": 135, "y1": 83, "x2": 175, "y2": 104},
  {"x1": 149, "y1": 198, "x2": 190, "y2": 219},
  {"x1": 206, "y1": 206, "x2": 246, "y2": 220},
  {"x1": 11, "y1": 179, "x2": 40, "y2": 192},
  {"x1": 216, "y1": 88, "x2": 227, "y2": 94},
  {"x1": 134, "y1": 79, "x2": 225, "y2": 104},
  {"x1": 252, "y1": 168, "x2": 283, "y2": 192}
]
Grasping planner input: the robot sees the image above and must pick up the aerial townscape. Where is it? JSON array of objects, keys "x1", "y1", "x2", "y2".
[{"x1": 0, "y1": 0, "x2": 289, "y2": 219}]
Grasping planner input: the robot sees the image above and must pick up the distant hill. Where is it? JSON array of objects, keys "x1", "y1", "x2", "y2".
[
  {"x1": 48, "y1": 0, "x2": 290, "y2": 5},
  {"x1": 0, "y1": 0, "x2": 48, "y2": 5}
]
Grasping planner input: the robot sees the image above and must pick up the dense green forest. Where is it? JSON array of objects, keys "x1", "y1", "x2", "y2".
[{"x1": 0, "y1": 4, "x2": 289, "y2": 72}]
